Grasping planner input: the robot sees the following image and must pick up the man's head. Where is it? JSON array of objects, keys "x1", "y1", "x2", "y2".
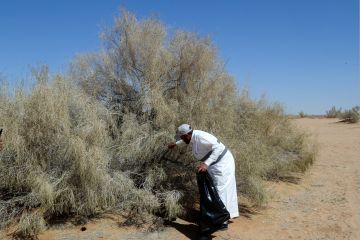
[{"x1": 175, "y1": 124, "x2": 193, "y2": 144}]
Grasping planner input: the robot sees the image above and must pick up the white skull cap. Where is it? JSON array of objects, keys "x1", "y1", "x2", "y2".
[{"x1": 175, "y1": 124, "x2": 192, "y2": 141}]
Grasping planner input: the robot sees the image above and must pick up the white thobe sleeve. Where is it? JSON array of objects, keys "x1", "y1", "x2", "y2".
[
  {"x1": 176, "y1": 139, "x2": 185, "y2": 146},
  {"x1": 204, "y1": 142, "x2": 224, "y2": 167}
]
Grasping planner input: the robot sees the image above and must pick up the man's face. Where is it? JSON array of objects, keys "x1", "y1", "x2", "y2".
[{"x1": 180, "y1": 133, "x2": 192, "y2": 144}]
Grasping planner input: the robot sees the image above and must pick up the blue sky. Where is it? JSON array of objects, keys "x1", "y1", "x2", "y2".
[{"x1": 0, "y1": 0, "x2": 358, "y2": 114}]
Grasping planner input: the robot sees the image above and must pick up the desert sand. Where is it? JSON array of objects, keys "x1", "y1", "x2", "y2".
[{"x1": 4, "y1": 118, "x2": 359, "y2": 239}]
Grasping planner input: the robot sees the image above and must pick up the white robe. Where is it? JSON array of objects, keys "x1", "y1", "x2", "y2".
[{"x1": 176, "y1": 130, "x2": 239, "y2": 218}]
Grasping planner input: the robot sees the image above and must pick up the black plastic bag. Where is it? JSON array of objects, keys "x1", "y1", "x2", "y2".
[{"x1": 197, "y1": 171, "x2": 230, "y2": 231}]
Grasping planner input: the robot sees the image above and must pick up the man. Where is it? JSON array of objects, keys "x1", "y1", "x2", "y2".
[{"x1": 168, "y1": 124, "x2": 239, "y2": 228}]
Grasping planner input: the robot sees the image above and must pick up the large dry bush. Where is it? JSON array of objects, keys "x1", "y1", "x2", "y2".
[
  {"x1": 232, "y1": 91, "x2": 316, "y2": 203},
  {"x1": 71, "y1": 9, "x2": 315, "y2": 208},
  {"x1": 0, "y1": 67, "x2": 169, "y2": 236},
  {"x1": 70, "y1": 9, "x2": 238, "y2": 214},
  {"x1": 0, "y1": 9, "x2": 316, "y2": 236}
]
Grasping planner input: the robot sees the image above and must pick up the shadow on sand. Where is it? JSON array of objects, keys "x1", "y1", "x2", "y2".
[
  {"x1": 168, "y1": 203, "x2": 257, "y2": 239},
  {"x1": 168, "y1": 221, "x2": 200, "y2": 240}
]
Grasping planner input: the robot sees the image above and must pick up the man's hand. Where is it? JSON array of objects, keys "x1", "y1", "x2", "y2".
[
  {"x1": 168, "y1": 142, "x2": 176, "y2": 149},
  {"x1": 197, "y1": 162, "x2": 208, "y2": 172}
]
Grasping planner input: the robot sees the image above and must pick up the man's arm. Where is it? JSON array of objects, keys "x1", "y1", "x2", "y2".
[
  {"x1": 204, "y1": 142, "x2": 224, "y2": 167},
  {"x1": 198, "y1": 162, "x2": 208, "y2": 172},
  {"x1": 168, "y1": 139, "x2": 185, "y2": 149},
  {"x1": 176, "y1": 139, "x2": 185, "y2": 146}
]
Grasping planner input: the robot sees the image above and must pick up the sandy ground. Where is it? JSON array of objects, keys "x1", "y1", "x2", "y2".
[{"x1": 3, "y1": 118, "x2": 360, "y2": 239}]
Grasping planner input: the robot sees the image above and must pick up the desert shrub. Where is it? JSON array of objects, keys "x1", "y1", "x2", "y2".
[
  {"x1": 298, "y1": 111, "x2": 305, "y2": 118},
  {"x1": 0, "y1": 8, "x2": 316, "y2": 234},
  {"x1": 14, "y1": 212, "x2": 46, "y2": 238},
  {"x1": 325, "y1": 105, "x2": 359, "y2": 123},
  {"x1": 230, "y1": 92, "x2": 316, "y2": 203},
  {"x1": 325, "y1": 106, "x2": 342, "y2": 118},
  {"x1": 70, "y1": 9, "x2": 315, "y2": 207},
  {"x1": 0, "y1": 68, "x2": 165, "y2": 232},
  {"x1": 340, "y1": 106, "x2": 359, "y2": 123},
  {"x1": 71, "y1": 8, "x2": 236, "y2": 211}
]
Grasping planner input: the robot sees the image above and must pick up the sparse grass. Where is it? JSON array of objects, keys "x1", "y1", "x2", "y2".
[
  {"x1": 339, "y1": 106, "x2": 359, "y2": 123},
  {"x1": 0, "y1": 8, "x2": 316, "y2": 235},
  {"x1": 325, "y1": 105, "x2": 359, "y2": 123},
  {"x1": 326, "y1": 106, "x2": 342, "y2": 118},
  {"x1": 14, "y1": 212, "x2": 46, "y2": 239}
]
